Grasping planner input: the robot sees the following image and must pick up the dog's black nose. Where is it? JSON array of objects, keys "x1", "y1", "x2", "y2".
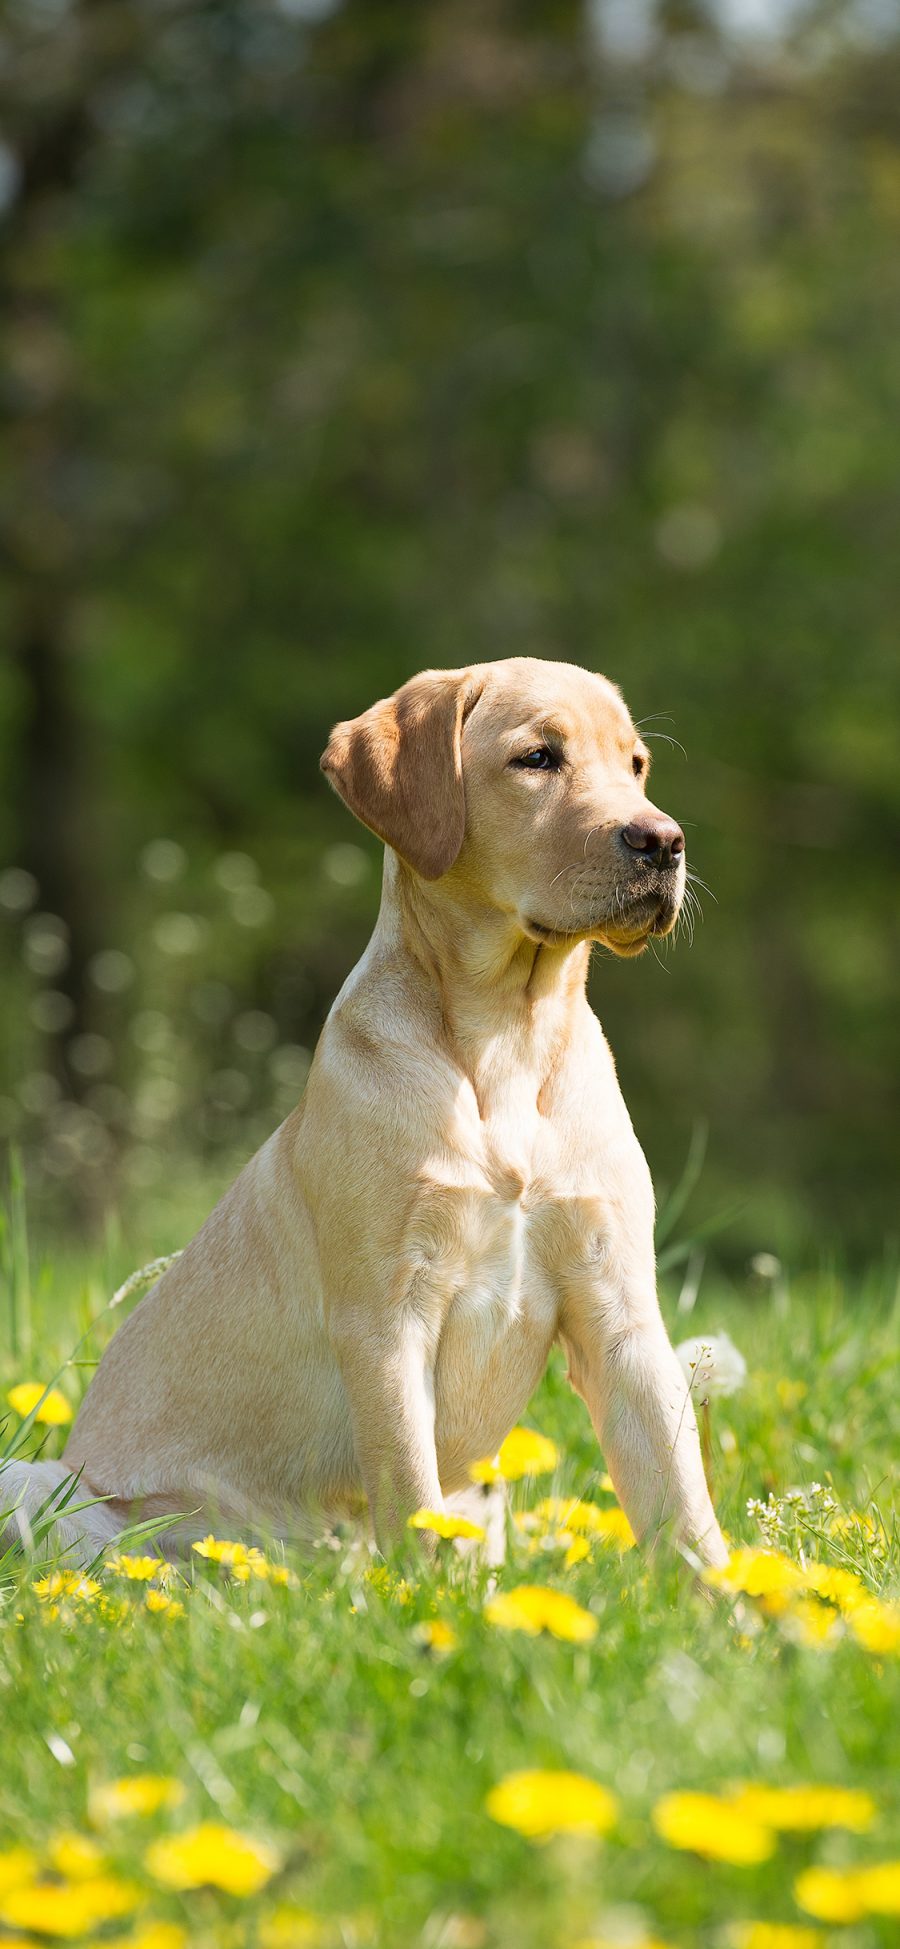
[{"x1": 621, "y1": 814, "x2": 685, "y2": 868}]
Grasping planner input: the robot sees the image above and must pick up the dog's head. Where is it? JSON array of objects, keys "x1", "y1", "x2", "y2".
[{"x1": 321, "y1": 658, "x2": 685, "y2": 956}]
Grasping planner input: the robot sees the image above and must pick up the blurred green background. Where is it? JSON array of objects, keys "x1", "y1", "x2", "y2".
[{"x1": 0, "y1": 0, "x2": 897, "y2": 1264}]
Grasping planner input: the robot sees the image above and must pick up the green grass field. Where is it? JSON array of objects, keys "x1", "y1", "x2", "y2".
[{"x1": 1, "y1": 1204, "x2": 898, "y2": 1949}]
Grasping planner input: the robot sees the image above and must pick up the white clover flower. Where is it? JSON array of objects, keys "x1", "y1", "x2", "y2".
[
  {"x1": 746, "y1": 1493, "x2": 785, "y2": 1542},
  {"x1": 675, "y1": 1331, "x2": 747, "y2": 1399}
]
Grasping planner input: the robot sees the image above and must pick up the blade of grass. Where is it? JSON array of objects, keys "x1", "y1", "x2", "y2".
[
  {"x1": 7, "y1": 1144, "x2": 31, "y2": 1361},
  {"x1": 655, "y1": 1118, "x2": 708, "y2": 1249}
]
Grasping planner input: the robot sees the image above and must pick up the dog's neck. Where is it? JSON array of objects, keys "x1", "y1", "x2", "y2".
[{"x1": 373, "y1": 851, "x2": 591, "y2": 1112}]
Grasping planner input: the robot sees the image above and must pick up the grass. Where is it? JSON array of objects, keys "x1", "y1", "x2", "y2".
[{"x1": 1, "y1": 1202, "x2": 898, "y2": 1949}]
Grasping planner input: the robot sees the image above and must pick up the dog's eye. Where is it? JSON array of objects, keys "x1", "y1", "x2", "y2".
[
  {"x1": 632, "y1": 752, "x2": 646, "y2": 777},
  {"x1": 513, "y1": 747, "x2": 559, "y2": 772}
]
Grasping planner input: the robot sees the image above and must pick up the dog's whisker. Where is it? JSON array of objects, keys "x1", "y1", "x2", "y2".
[
  {"x1": 642, "y1": 731, "x2": 688, "y2": 760},
  {"x1": 685, "y1": 870, "x2": 718, "y2": 905},
  {"x1": 548, "y1": 858, "x2": 584, "y2": 894},
  {"x1": 680, "y1": 885, "x2": 701, "y2": 937}
]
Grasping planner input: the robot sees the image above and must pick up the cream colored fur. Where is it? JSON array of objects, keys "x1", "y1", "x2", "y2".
[{"x1": 2, "y1": 658, "x2": 726, "y2": 1569}]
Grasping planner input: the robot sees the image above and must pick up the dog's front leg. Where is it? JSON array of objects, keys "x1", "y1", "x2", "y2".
[
  {"x1": 329, "y1": 1309, "x2": 443, "y2": 1554},
  {"x1": 559, "y1": 1270, "x2": 728, "y2": 1569}
]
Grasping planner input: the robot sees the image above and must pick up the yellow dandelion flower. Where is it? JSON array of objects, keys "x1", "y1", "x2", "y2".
[
  {"x1": 652, "y1": 1792, "x2": 775, "y2": 1865},
  {"x1": 191, "y1": 1534, "x2": 245, "y2": 1565},
  {"x1": 232, "y1": 1562, "x2": 263, "y2": 1584},
  {"x1": 0, "y1": 1848, "x2": 37, "y2": 1895},
  {"x1": 849, "y1": 1599, "x2": 900, "y2": 1655},
  {"x1": 413, "y1": 1618, "x2": 459, "y2": 1654},
  {"x1": 484, "y1": 1584, "x2": 597, "y2": 1643},
  {"x1": 856, "y1": 1862, "x2": 900, "y2": 1915},
  {"x1": 468, "y1": 1426, "x2": 559, "y2": 1484},
  {"x1": 794, "y1": 1860, "x2": 900, "y2": 1923},
  {"x1": 106, "y1": 1554, "x2": 163, "y2": 1581},
  {"x1": 33, "y1": 1571, "x2": 100, "y2": 1604},
  {"x1": 727, "y1": 1927, "x2": 822, "y2": 1949},
  {"x1": 531, "y1": 1496, "x2": 601, "y2": 1532},
  {"x1": 47, "y1": 1834, "x2": 105, "y2": 1880},
  {"x1": 192, "y1": 1532, "x2": 280, "y2": 1579},
  {"x1": 800, "y1": 1562, "x2": 868, "y2": 1613},
  {"x1": 794, "y1": 1866, "x2": 867, "y2": 1923},
  {"x1": 145, "y1": 1822, "x2": 281, "y2": 1896},
  {"x1": 486, "y1": 1768, "x2": 617, "y2": 1841},
  {"x1": 563, "y1": 1533, "x2": 592, "y2": 1566},
  {"x1": 515, "y1": 1518, "x2": 592, "y2": 1566},
  {"x1": 224, "y1": 1546, "x2": 269, "y2": 1582},
  {"x1": 98, "y1": 1595, "x2": 132, "y2": 1626},
  {"x1": 727, "y1": 1784, "x2": 876, "y2": 1833},
  {"x1": 0, "y1": 1875, "x2": 141, "y2": 1938},
  {"x1": 829, "y1": 1510, "x2": 883, "y2": 1545},
  {"x1": 145, "y1": 1589, "x2": 184, "y2": 1619},
  {"x1": 362, "y1": 1564, "x2": 412, "y2": 1603},
  {"x1": 780, "y1": 1600, "x2": 842, "y2": 1648},
  {"x1": 704, "y1": 1549, "x2": 805, "y2": 1601},
  {"x1": 6, "y1": 1382, "x2": 72, "y2": 1426},
  {"x1": 591, "y1": 1507, "x2": 636, "y2": 1550},
  {"x1": 408, "y1": 1509, "x2": 486, "y2": 1542},
  {"x1": 531, "y1": 1497, "x2": 635, "y2": 1548},
  {"x1": 191, "y1": 1534, "x2": 275, "y2": 1579},
  {"x1": 191, "y1": 1533, "x2": 226, "y2": 1562},
  {"x1": 258, "y1": 1906, "x2": 326, "y2": 1946},
  {"x1": 753, "y1": 1595, "x2": 793, "y2": 1621},
  {"x1": 91, "y1": 1774, "x2": 186, "y2": 1824}
]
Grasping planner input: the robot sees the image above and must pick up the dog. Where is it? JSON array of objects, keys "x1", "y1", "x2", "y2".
[{"x1": 2, "y1": 658, "x2": 727, "y2": 1569}]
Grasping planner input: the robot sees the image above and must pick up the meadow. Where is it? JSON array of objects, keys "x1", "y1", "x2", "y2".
[{"x1": 1, "y1": 1201, "x2": 898, "y2": 1949}]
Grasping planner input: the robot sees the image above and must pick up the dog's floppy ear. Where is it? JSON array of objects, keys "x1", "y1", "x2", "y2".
[{"x1": 321, "y1": 667, "x2": 483, "y2": 880}]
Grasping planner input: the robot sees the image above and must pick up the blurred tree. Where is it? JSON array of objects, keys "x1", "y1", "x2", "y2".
[{"x1": 0, "y1": 0, "x2": 897, "y2": 1255}]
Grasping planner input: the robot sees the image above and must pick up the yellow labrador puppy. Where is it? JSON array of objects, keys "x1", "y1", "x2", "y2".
[{"x1": 3, "y1": 658, "x2": 726, "y2": 1568}]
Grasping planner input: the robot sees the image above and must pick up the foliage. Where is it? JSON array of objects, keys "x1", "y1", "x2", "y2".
[{"x1": 0, "y1": 1, "x2": 899, "y2": 1256}]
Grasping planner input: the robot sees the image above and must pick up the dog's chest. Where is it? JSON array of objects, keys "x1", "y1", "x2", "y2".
[
  {"x1": 408, "y1": 1104, "x2": 578, "y2": 1473},
  {"x1": 418, "y1": 1172, "x2": 564, "y2": 1482},
  {"x1": 449, "y1": 1188, "x2": 542, "y2": 1326},
  {"x1": 414, "y1": 1105, "x2": 565, "y2": 1314}
]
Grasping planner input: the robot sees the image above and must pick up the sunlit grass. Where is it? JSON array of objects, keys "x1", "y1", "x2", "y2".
[{"x1": 1, "y1": 1214, "x2": 898, "y2": 1947}]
